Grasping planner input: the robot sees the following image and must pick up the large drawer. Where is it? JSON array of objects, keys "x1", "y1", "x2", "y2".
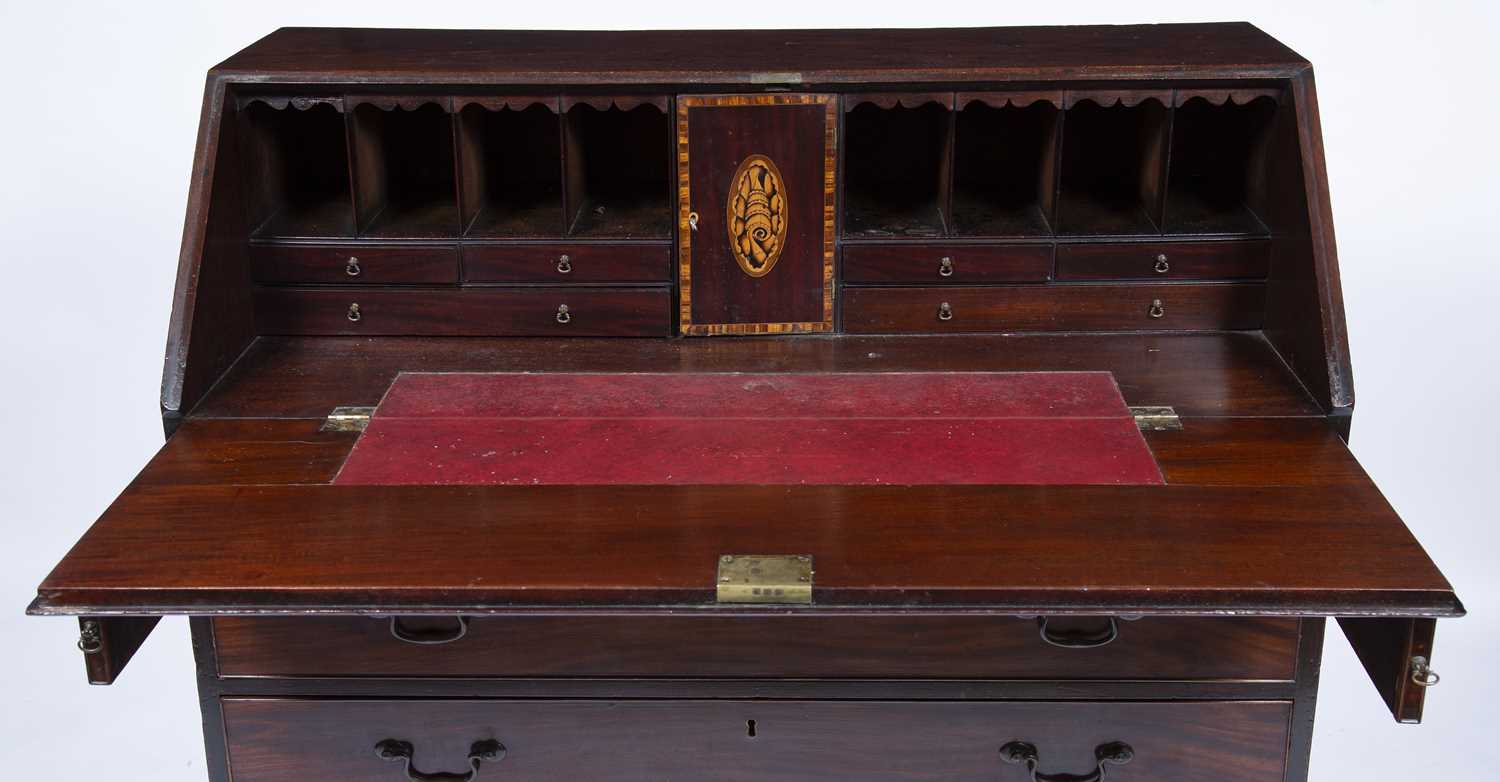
[
  {"x1": 222, "y1": 698, "x2": 1291, "y2": 781},
  {"x1": 249, "y1": 243, "x2": 460, "y2": 284},
  {"x1": 1056, "y1": 240, "x2": 1270, "y2": 281},
  {"x1": 212, "y1": 615, "x2": 1299, "y2": 680},
  {"x1": 842, "y1": 243, "x2": 1053, "y2": 284},
  {"x1": 253, "y1": 287, "x2": 671, "y2": 336},
  {"x1": 465, "y1": 243, "x2": 670, "y2": 283},
  {"x1": 843, "y1": 283, "x2": 1266, "y2": 333}
]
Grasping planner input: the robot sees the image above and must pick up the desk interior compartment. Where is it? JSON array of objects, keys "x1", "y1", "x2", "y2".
[
  {"x1": 842, "y1": 96, "x2": 953, "y2": 238},
  {"x1": 350, "y1": 99, "x2": 459, "y2": 238},
  {"x1": 239, "y1": 98, "x2": 354, "y2": 239},
  {"x1": 562, "y1": 99, "x2": 671, "y2": 238},
  {"x1": 952, "y1": 95, "x2": 1060, "y2": 237},
  {"x1": 1057, "y1": 93, "x2": 1170, "y2": 235},
  {"x1": 1164, "y1": 94, "x2": 1278, "y2": 235},
  {"x1": 457, "y1": 98, "x2": 564, "y2": 237}
]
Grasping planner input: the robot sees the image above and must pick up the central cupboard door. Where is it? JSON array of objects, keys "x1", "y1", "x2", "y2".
[{"x1": 677, "y1": 94, "x2": 837, "y2": 335}]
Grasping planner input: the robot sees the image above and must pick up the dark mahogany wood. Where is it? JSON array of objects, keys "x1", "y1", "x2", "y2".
[
  {"x1": 1055, "y1": 240, "x2": 1270, "y2": 281},
  {"x1": 248, "y1": 243, "x2": 459, "y2": 284},
  {"x1": 253, "y1": 287, "x2": 670, "y2": 336},
  {"x1": 221, "y1": 698, "x2": 1290, "y2": 782},
  {"x1": 1339, "y1": 617, "x2": 1438, "y2": 723},
  {"x1": 842, "y1": 242, "x2": 1052, "y2": 284},
  {"x1": 78, "y1": 617, "x2": 161, "y2": 685},
  {"x1": 213, "y1": 615, "x2": 1298, "y2": 679},
  {"x1": 843, "y1": 283, "x2": 1265, "y2": 333},
  {"x1": 463, "y1": 242, "x2": 669, "y2": 283}
]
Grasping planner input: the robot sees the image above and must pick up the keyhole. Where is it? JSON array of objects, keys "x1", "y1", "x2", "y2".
[{"x1": 746, "y1": 719, "x2": 757, "y2": 738}]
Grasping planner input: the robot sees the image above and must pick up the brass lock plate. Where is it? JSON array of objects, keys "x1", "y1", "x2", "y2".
[{"x1": 716, "y1": 554, "x2": 813, "y2": 604}]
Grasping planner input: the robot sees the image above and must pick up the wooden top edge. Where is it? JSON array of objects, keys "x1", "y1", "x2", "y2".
[{"x1": 211, "y1": 23, "x2": 1309, "y2": 82}]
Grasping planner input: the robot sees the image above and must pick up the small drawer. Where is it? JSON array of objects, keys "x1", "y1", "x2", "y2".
[
  {"x1": 212, "y1": 615, "x2": 1298, "y2": 680},
  {"x1": 1056, "y1": 240, "x2": 1270, "y2": 280},
  {"x1": 249, "y1": 244, "x2": 459, "y2": 284},
  {"x1": 842, "y1": 243, "x2": 1052, "y2": 284},
  {"x1": 843, "y1": 283, "x2": 1265, "y2": 333},
  {"x1": 253, "y1": 287, "x2": 670, "y2": 336},
  {"x1": 465, "y1": 243, "x2": 670, "y2": 283},
  {"x1": 223, "y1": 698, "x2": 1290, "y2": 781}
]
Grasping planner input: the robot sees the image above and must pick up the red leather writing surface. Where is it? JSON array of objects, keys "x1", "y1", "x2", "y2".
[{"x1": 335, "y1": 372, "x2": 1163, "y2": 486}]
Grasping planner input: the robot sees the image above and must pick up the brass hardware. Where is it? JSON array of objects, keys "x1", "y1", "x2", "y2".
[
  {"x1": 1410, "y1": 655, "x2": 1441, "y2": 687},
  {"x1": 1130, "y1": 405, "x2": 1182, "y2": 431},
  {"x1": 716, "y1": 554, "x2": 813, "y2": 604},
  {"x1": 321, "y1": 405, "x2": 376, "y2": 433},
  {"x1": 687, "y1": 211, "x2": 699, "y2": 232},
  {"x1": 347, "y1": 302, "x2": 362, "y2": 322},
  {"x1": 1153, "y1": 253, "x2": 1170, "y2": 274},
  {"x1": 727, "y1": 154, "x2": 788, "y2": 278},
  {"x1": 1147, "y1": 299, "x2": 1165, "y2": 318},
  {"x1": 1000, "y1": 740, "x2": 1134, "y2": 782},
  {"x1": 937, "y1": 301, "x2": 954, "y2": 321},
  {"x1": 555, "y1": 304, "x2": 571, "y2": 324},
  {"x1": 938, "y1": 256, "x2": 954, "y2": 277},
  {"x1": 376, "y1": 739, "x2": 504, "y2": 782},
  {"x1": 346, "y1": 256, "x2": 362, "y2": 276},
  {"x1": 390, "y1": 616, "x2": 470, "y2": 645},
  {"x1": 77, "y1": 620, "x2": 103, "y2": 654},
  {"x1": 555, "y1": 254, "x2": 572, "y2": 274}
]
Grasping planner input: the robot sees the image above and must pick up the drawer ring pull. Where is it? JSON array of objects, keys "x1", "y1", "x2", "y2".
[
  {"x1": 556, "y1": 304, "x2": 572, "y2": 324},
  {"x1": 937, "y1": 302, "x2": 954, "y2": 321},
  {"x1": 1153, "y1": 253, "x2": 1169, "y2": 274},
  {"x1": 376, "y1": 738, "x2": 504, "y2": 782},
  {"x1": 938, "y1": 256, "x2": 954, "y2": 277},
  {"x1": 1411, "y1": 655, "x2": 1441, "y2": 687},
  {"x1": 346, "y1": 256, "x2": 362, "y2": 277},
  {"x1": 347, "y1": 303, "x2": 362, "y2": 323},
  {"x1": 389, "y1": 616, "x2": 470, "y2": 645},
  {"x1": 1147, "y1": 299, "x2": 1165, "y2": 319},
  {"x1": 1000, "y1": 740, "x2": 1134, "y2": 782},
  {"x1": 556, "y1": 254, "x2": 572, "y2": 274},
  {"x1": 1036, "y1": 616, "x2": 1120, "y2": 649}
]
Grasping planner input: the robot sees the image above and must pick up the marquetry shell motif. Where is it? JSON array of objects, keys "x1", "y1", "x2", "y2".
[{"x1": 727, "y1": 154, "x2": 787, "y2": 278}]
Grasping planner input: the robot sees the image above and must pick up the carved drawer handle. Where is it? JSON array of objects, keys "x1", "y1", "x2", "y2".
[
  {"x1": 1153, "y1": 253, "x2": 1169, "y2": 274},
  {"x1": 1147, "y1": 299, "x2": 1165, "y2": 319},
  {"x1": 937, "y1": 302, "x2": 954, "y2": 321},
  {"x1": 390, "y1": 616, "x2": 470, "y2": 645},
  {"x1": 1001, "y1": 741, "x2": 1134, "y2": 782},
  {"x1": 347, "y1": 303, "x2": 362, "y2": 323},
  {"x1": 556, "y1": 304, "x2": 572, "y2": 324},
  {"x1": 346, "y1": 256, "x2": 362, "y2": 277},
  {"x1": 376, "y1": 739, "x2": 504, "y2": 782},
  {"x1": 556, "y1": 254, "x2": 572, "y2": 274},
  {"x1": 77, "y1": 620, "x2": 103, "y2": 654},
  {"x1": 938, "y1": 256, "x2": 955, "y2": 277},
  {"x1": 1036, "y1": 616, "x2": 1122, "y2": 649}
]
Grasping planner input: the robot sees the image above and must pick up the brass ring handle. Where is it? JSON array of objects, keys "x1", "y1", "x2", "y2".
[
  {"x1": 389, "y1": 616, "x2": 470, "y2": 645},
  {"x1": 1037, "y1": 616, "x2": 1120, "y2": 649},
  {"x1": 347, "y1": 303, "x2": 362, "y2": 323},
  {"x1": 687, "y1": 211, "x2": 700, "y2": 232},
  {"x1": 556, "y1": 254, "x2": 572, "y2": 274},
  {"x1": 1147, "y1": 299, "x2": 1165, "y2": 319},
  {"x1": 1410, "y1": 655, "x2": 1441, "y2": 687},
  {"x1": 1001, "y1": 741, "x2": 1134, "y2": 782},
  {"x1": 1153, "y1": 253, "x2": 1169, "y2": 274},
  {"x1": 346, "y1": 256, "x2": 362, "y2": 277},
  {"x1": 375, "y1": 739, "x2": 504, "y2": 782},
  {"x1": 556, "y1": 304, "x2": 571, "y2": 324},
  {"x1": 938, "y1": 256, "x2": 955, "y2": 277},
  {"x1": 937, "y1": 302, "x2": 954, "y2": 321},
  {"x1": 77, "y1": 620, "x2": 103, "y2": 654}
]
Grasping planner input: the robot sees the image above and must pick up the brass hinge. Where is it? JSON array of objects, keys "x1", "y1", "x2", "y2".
[
  {"x1": 321, "y1": 406, "x2": 376, "y2": 432},
  {"x1": 716, "y1": 554, "x2": 814, "y2": 604},
  {"x1": 1130, "y1": 406, "x2": 1182, "y2": 431}
]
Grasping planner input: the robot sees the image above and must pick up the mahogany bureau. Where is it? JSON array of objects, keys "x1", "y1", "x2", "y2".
[{"x1": 31, "y1": 24, "x2": 1463, "y2": 782}]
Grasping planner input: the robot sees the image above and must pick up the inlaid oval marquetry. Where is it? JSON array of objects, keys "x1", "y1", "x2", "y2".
[{"x1": 727, "y1": 154, "x2": 787, "y2": 278}]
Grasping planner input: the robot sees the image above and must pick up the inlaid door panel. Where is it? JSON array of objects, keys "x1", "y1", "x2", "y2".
[{"x1": 677, "y1": 94, "x2": 836, "y2": 335}]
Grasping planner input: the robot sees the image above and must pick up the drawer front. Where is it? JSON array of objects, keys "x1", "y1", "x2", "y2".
[
  {"x1": 465, "y1": 243, "x2": 670, "y2": 283},
  {"x1": 1056, "y1": 240, "x2": 1270, "y2": 281},
  {"x1": 249, "y1": 244, "x2": 459, "y2": 284},
  {"x1": 843, "y1": 283, "x2": 1265, "y2": 333},
  {"x1": 254, "y1": 287, "x2": 670, "y2": 336},
  {"x1": 223, "y1": 698, "x2": 1290, "y2": 782},
  {"x1": 843, "y1": 243, "x2": 1052, "y2": 284},
  {"x1": 212, "y1": 616, "x2": 1298, "y2": 680}
]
